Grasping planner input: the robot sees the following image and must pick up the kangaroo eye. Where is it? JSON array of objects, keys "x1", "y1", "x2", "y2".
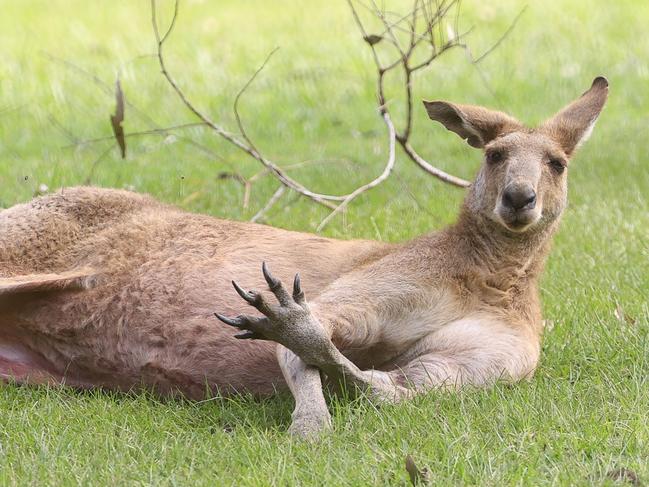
[
  {"x1": 487, "y1": 150, "x2": 504, "y2": 165},
  {"x1": 549, "y1": 159, "x2": 566, "y2": 174}
]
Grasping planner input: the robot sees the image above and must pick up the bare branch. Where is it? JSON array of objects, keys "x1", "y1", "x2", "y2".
[
  {"x1": 472, "y1": 6, "x2": 527, "y2": 64},
  {"x1": 248, "y1": 158, "x2": 355, "y2": 184},
  {"x1": 347, "y1": 0, "x2": 471, "y2": 189},
  {"x1": 151, "y1": 0, "x2": 435, "y2": 229},
  {"x1": 63, "y1": 122, "x2": 208, "y2": 149},
  {"x1": 139, "y1": 0, "x2": 519, "y2": 229},
  {"x1": 400, "y1": 141, "x2": 470, "y2": 187},
  {"x1": 151, "y1": 0, "x2": 345, "y2": 210},
  {"x1": 159, "y1": 0, "x2": 179, "y2": 44},
  {"x1": 251, "y1": 186, "x2": 286, "y2": 223},
  {"x1": 369, "y1": 0, "x2": 407, "y2": 59},
  {"x1": 84, "y1": 144, "x2": 114, "y2": 184},
  {"x1": 0, "y1": 104, "x2": 27, "y2": 116},
  {"x1": 233, "y1": 47, "x2": 280, "y2": 155},
  {"x1": 48, "y1": 114, "x2": 80, "y2": 144},
  {"x1": 317, "y1": 112, "x2": 397, "y2": 231}
]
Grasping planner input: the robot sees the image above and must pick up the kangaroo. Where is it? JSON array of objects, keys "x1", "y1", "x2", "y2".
[{"x1": 0, "y1": 78, "x2": 607, "y2": 437}]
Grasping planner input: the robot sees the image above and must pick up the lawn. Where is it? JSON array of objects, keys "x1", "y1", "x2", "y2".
[{"x1": 0, "y1": 0, "x2": 648, "y2": 485}]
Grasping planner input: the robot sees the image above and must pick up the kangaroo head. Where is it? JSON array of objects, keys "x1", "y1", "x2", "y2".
[{"x1": 424, "y1": 77, "x2": 608, "y2": 234}]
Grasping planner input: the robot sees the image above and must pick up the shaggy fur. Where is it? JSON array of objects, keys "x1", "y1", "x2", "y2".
[{"x1": 0, "y1": 78, "x2": 608, "y2": 436}]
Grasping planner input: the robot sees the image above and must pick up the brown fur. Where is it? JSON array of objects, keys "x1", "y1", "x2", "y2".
[{"x1": 0, "y1": 78, "x2": 608, "y2": 435}]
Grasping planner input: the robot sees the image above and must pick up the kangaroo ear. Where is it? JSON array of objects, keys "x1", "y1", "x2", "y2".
[
  {"x1": 541, "y1": 77, "x2": 609, "y2": 157},
  {"x1": 423, "y1": 101, "x2": 522, "y2": 148}
]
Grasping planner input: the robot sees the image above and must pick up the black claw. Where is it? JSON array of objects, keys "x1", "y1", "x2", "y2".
[
  {"x1": 262, "y1": 261, "x2": 280, "y2": 290},
  {"x1": 231, "y1": 280, "x2": 257, "y2": 304},
  {"x1": 293, "y1": 273, "x2": 304, "y2": 302},
  {"x1": 234, "y1": 331, "x2": 257, "y2": 340},
  {"x1": 293, "y1": 273, "x2": 301, "y2": 292},
  {"x1": 214, "y1": 312, "x2": 242, "y2": 328}
]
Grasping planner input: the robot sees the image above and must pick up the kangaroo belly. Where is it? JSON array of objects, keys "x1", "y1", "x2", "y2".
[{"x1": 0, "y1": 339, "x2": 61, "y2": 384}]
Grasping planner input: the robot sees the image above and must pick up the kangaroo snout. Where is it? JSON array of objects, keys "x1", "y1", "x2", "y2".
[
  {"x1": 502, "y1": 183, "x2": 536, "y2": 211},
  {"x1": 495, "y1": 180, "x2": 541, "y2": 232}
]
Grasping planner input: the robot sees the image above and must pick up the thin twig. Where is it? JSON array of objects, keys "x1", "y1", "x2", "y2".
[
  {"x1": 472, "y1": 6, "x2": 527, "y2": 64},
  {"x1": 245, "y1": 158, "x2": 354, "y2": 209},
  {"x1": 248, "y1": 158, "x2": 355, "y2": 184},
  {"x1": 84, "y1": 144, "x2": 114, "y2": 184},
  {"x1": 316, "y1": 112, "x2": 397, "y2": 231},
  {"x1": 63, "y1": 122, "x2": 208, "y2": 149},
  {"x1": 251, "y1": 186, "x2": 286, "y2": 223},
  {"x1": 233, "y1": 47, "x2": 280, "y2": 154},
  {"x1": 48, "y1": 114, "x2": 80, "y2": 144},
  {"x1": 0, "y1": 104, "x2": 28, "y2": 117}
]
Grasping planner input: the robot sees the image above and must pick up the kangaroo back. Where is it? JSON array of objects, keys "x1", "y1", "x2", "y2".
[{"x1": 0, "y1": 187, "x2": 160, "y2": 277}]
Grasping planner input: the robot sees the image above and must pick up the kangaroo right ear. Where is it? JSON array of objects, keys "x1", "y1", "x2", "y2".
[
  {"x1": 540, "y1": 77, "x2": 609, "y2": 157},
  {"x1": 423, "y1": 101, "x2": 522, "y2": 148}
]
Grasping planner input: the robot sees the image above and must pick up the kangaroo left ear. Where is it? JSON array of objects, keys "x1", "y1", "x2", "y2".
[
  {"x1": 541, "y1": 77, "x2": 609, "y2": 157},
  {"x1": 423, "y1": 100, "x2": 522, "y2": 149}
]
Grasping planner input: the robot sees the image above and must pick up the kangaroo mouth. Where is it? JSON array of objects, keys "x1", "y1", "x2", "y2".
[{"x1": 496, "y1": 208, "x2": 539, "y2": 233}]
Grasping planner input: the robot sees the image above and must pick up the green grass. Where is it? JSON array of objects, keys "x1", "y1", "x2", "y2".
[{"x1": 1, "y1": 0, "x2": 648, "y2": 485}]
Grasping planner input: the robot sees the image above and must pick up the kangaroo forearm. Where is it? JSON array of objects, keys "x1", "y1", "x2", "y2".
[
  {"x1": 304, "y1": 343, "x2": 409, "y2": 402},
  {"x1": 277, "y1": 337, "x2": 402, "y2": 406},
  {"x1": 273, "y1": 301, "x2": 410, "y2": 400}
]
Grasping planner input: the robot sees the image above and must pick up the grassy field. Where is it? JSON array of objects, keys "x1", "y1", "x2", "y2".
[{"x1": 1, "y1": 0, "x2": 648, "y2": 485}]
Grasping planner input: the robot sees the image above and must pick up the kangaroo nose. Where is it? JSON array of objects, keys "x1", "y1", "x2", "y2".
[{"x1": 502, "y1": 184, "x2": 536, "y2": 211}]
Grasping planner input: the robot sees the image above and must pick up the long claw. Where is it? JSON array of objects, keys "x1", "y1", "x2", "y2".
[
  {"x1": 234, "y1": 331, "x2": 258, "y2": 340},
  {"x1": 260, "y1": 261, "x2": 292, "y2": 306},
  {"x1": 262, "y1": 261, "x2": 280, "y2": 290},
  {"x1": 214, "y1": 312, "x2": 242, "y2": 328},
  {"x1": 231, "y1": 280, "x2": 257, "y2": 305},
  {"x1": 293, "y1": 273, "x2": 305, "y2": 305}
]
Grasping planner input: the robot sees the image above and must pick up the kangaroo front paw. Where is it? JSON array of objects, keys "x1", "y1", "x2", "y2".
[{"x1": 214, "y1": 262, "x2": 333, "y2": 363}]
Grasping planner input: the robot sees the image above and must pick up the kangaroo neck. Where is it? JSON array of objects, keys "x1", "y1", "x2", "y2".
[{"x1": 450, "y1": 202, "x2": 558, "y2": 284}]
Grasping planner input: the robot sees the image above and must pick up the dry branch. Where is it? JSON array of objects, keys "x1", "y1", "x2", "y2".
[
  {"x1": 143, "y1": 0, "x2": 523, "y2": 228},
  {"x1": 316, "y1": 112, "x2": 396, "y2": 231},
  {"x1": 151, "y1": 0, "x2": 344, "y2": 211},
  {"x1": 346, "y1": 0, "x2": 472, "y2": 188},
  {"x1": 251, "y1": 186, "x2": 286, "y2": 223}
]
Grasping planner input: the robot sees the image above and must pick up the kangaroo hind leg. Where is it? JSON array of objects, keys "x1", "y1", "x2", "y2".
[{"x1": 0, "y1": 267, "x2": 101, "y2": 297}]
